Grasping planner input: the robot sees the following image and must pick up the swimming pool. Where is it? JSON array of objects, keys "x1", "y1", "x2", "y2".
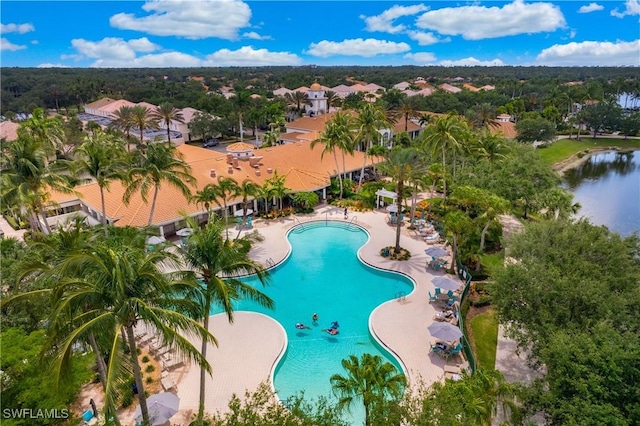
[{"x1": 212, "y1": 222, "x2": 414, "y2": 423}]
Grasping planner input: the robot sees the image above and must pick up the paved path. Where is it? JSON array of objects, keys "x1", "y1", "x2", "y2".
[
  {"x1": 0, "y1": 215, "x2": 25, "y2": 240},
  {"x1": 178, "y1": 200, "x2": 462, "y2": 420}
]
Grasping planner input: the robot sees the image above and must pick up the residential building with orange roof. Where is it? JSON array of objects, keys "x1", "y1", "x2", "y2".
[
  {"x1": 393, "y1": 82, "x2": 411, "y2": 90},
  {"x1": 84, "y1": 97, "x2": 120, "y2": 116},
  {"x1": 438, "y1": 83, "x2": 462, "y2": 94},
  {"x1": 46, "y1": 142, "x2": 379, "y2": 236},
  {"x1": 479, "y1": 85, "x2": 496, "y2": 91},
  {"x1": 463, "y1": 84, "x2": 480, "y2": 92}
]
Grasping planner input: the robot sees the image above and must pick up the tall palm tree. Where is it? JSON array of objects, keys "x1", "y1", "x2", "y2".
[
  {"x1": 396, "y1": 97, "x2": 419, "y2": 132},
  {"x1": 52, "y1": 240, "x2": 214, "y2": 425},
  {"x1": 330, "y1": 353, "x2": 406, "y2": 426},
  {"x1": 354, "y1": 103, "x2": 390, "y2": 192},
  {"x1": 284, "y1": 91, "x2": 311, "y2": 117},
  {"x1": 152, "y1": 102, "x2": 184, "y2": 144},
  {"x1": 1, "y1": 135, "x2": 74, "y2": 235},
  {"x1": 261, "y1": 130, "x2": 279, "y2": 147},
  {"x1": 473, "y1": 129, "x2": 510, "y2": 166},
  {"x1": 110, "y1": 105, "x2": 135, "y2": 151},
  {"x1": 182, "y1": 218, "x2": 274, "y2": 425},
  {"x1": 131, "y1": 105, "x2": 159, "y2": 150},
  {"x1": 421, "y1": 114, "x2": 468, "y2": 201},
  {"x1": 266, "y1": 171, "x2": 288, "y2": 211},
  {"x1": 237, "y1": 178, "x2": 259, "y2": 227},
  {"x1": 18, "y1": 107, "x2": 64, "y2": 157},
  {"x1": 73, "y1": 130, "x2": 126, "y2": 237},
  {"x1": 123, "y1": 142, "x2": 195, "y2": 226},
  {"x1": 311, "y1": 111, "x2": 353, "y2": 199},
  {"x1": 231, "y1": 91, "x2": 253, "y2": 142},
  {"x1": 192, "y1": 184, "x2": 220, "y2": 222},
  {"x1": 256, "y1": 182, "x2": 275, "y2": 216},
  {"x1": 325, "y1": 90, "x2": 340, "y2": 113},
  {"x1": 378, "y1": 148, "x2": 421, "y2": 252},
  {"x1": 211, "y1": 176, "x2": 240, "y2": 239}
]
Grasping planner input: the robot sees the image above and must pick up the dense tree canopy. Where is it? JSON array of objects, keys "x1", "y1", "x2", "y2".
[{"x1": 492, "y1": 220, "x2": 640, "y2": 425}]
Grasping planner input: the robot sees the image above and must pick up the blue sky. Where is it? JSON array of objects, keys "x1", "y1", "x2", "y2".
[{"x1": 1, "y1": 0, "x2": 639, "y2": 68}]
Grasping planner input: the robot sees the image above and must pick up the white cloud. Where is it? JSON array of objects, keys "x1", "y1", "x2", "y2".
[
  {"x1": 242, "y1": 31, "x2": 271, "y2": 40},
  {"x1": 578, "y1": 3, "x2": 604, "y2": 13},
  {"x1": 204, "y1": 46, "x2": 301, "y2": 66},
  {"x1": 1, "y1": 38, "x2": 26, "y2": 51},
  {"x1": 1, "y1": 23, "x2": 35, "y2": 34},
  {"x1": 437, "y1": 57, "x2": 506, "y2": 67},
  {"x1": 407, "y1": 31, "x2": 448, "y2": 46},
  {"x1": 536, "y1": 39, "x2": 640, "y2": 66},
  {"x1": 71, "y1": 37, "x2": 160, "y2": 60},
  {"x1": 110, "y1": 0, "x2": 253, "y2": 40},
  {"x1": 611, "y1": 0, "x2": 640, "y2": 18},
  {"x1": 92, "y1": 52, "x2": 204, "y2": 68},
  {"x1": 37, "y1": 63, "x2": 71, "y2": 68},
  {"x1": 403, "y1": 52, "x2": 437, "y2": 63},
  {"x1": 361, "y1": 4, "x2": 429, "y2": 34},
  {"x1": 306, "y1": 38, "x2": 410, "y2": 57},
  {"x1": 415, "y1": 0, "x2": 566, "y2": 40}
]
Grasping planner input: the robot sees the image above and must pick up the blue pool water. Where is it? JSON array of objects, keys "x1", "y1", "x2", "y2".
[{"x1": 212, "y1": 222, "x2": 414, "y2": 424}]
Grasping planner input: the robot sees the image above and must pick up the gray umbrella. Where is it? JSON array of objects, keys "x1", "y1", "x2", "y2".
[
  {"x1": 234, "y1": 208, "x2": 253, "y2": 217},
  {"x1": 134, "y1": 392, "x2": 179, "y2": 426},
  {"x1": 431, "y1": 276, "x2": 462, "y2": 291},
  {"x1": 425, "y1": 247, "x2": 448, "y2": 258},
  {"x1": 146, "y1": 236, "x2": 166, "y2": 245},
  {"x1": 428, "y1": 322, "x2": 463, "y2": 342}
]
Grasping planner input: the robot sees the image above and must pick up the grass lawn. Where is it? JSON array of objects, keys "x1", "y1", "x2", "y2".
[
  {"x1": 480, "y1": 251, "x2": 504, "y2": 277},
  {"x1": 470, "y1": 307, "x2": 499, "y2": 370},
  {"x1": 538, "y1": 137, "x2": 640, "y2": 165}
]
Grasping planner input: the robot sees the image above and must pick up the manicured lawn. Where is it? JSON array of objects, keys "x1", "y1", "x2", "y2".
[
  {"x1": 480, "y1": 251, "x2": 504, "y2": 276},
  {"x1": 538, "y1": 137, "x2": 640, "y2": 165},
  {"x1": 470, "y1": 307, "x2": 499, "y2": 370}
]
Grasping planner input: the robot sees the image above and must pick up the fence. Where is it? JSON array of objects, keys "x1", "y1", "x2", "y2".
[{"x1": 456, "y1": 260, "x2": 478, "y2": 373}]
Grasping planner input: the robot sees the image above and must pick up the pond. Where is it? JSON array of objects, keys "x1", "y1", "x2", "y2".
[{"x1": 563, "y1": 150, "x2": 639, "y2": 237}]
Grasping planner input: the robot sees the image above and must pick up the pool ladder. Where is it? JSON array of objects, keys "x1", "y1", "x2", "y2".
[
  {"x1": 395, "y1": 291, "x2": 406, "y2": 302},
  {"x1": 266, "y1": 258, "x2": 275, "y2": 267}
]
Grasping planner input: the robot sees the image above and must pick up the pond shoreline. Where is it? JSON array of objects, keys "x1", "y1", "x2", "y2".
[{"x1": 551, "y1": 146, "x2": 639, "y2": 175}]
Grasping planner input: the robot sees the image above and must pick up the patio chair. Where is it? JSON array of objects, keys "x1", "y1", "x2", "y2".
[
  {"x1": 446, "y1": 342, "x2": 463, "y2": 360},
  {"x1": 428, "y1": 291, "x2": 437, "y2": 303},
  {"x1": 434, "y1": 287, "x2": 442, "y2": 296}
]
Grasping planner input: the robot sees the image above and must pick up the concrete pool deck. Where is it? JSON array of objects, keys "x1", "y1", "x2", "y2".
[{"x1": 175, "y1": 201, "x2": 458, "y2": 419}]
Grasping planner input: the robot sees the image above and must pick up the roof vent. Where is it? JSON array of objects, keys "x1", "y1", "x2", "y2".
[
  {"x1": 228, "y1": 165, "x2": 233, "y2": 174},
  {"x1": 210, "y1": 169, "x2": 216, "y2": 178},
  {"x1": 267, "y1": 168, "x2": 273, "y2": 174},
  {"x1": 255, "y1": 169, "x2": 261, "y2": 176}
]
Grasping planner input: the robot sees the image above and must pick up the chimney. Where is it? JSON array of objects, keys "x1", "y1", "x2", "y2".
[
  {"x1": 233, "y1": 158, "x2": 239, "y2": 168},
  {"x1": 267, "y1": 168, "x2": 273, "y2": 174},
  {"x1": 210, "y1": 169, "x2": 216, "y2": 178},
  {"x1": 226, "y1": 153, "x2": 233, "y2": 164},
  {"x1": 228, "y1": 165, "x2": 233, "y2": 174},
  {"x1": 255, "y1": 168, "x2": 261, "y2": 176}
]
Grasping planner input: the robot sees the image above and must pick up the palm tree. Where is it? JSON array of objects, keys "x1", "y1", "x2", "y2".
[
  {"x1": 421, "y1": 114, "x2": 468, "y2": 201},
  {"x1": 284, "y1": 91, "x2": 311, "y2": 117},
  {"x1": 73, "y1": 130, "x2": 126, "y2": 237},
  {"x1": 378, "y1": 148, "x2": 421, "y2": 252},
  {"x1": 192, "y1": 184, "x2": 221, "y2": 222},
  {"x1": 211, "y1": 176, "x2": 240, "y2": 239},
  {"x1": 182, "y1": 218, "x2": 274, "y2": 425},
  {"x1": 474, "y1": 129, "x2": 510, "y2": 166},
  {"x1": 396, "y1": 97, "x2": 419, "y2": 132},
  {"x1": 330, "y1": 353, "x2": 406, "y2": 426},
  {"x1": 325, "y1": 90, "x2": 340, "y2": 113},
  {"x1": 354, "y1": 103, "x2": 390, "y2": 192},
  {"x1": 256, "y1": 182, "x2": 275, "y2": 216},
  {"x1": 52, "y1": 240, "x2": 214, "y2": 425},
  {"x1": 311, "y1": 111, "x2": 353, "y2": 199},
  {"x1": 152, "y1": 102, "x2": 184, "y2": 144},
  {"x1": 123, "y1": 142, "x2": 195, "y2": 226},
  {"x1": 131, "y1": 105, "x2": 159, "y2": 150},
  {"x1": 18, "y1": 107, "x2": 64, "y2": 156},
  {"x1": 110, "y1": 105, "x2": 135, "y2": 151},
  {"x1": 1, "y1": 135, "x2": 74, "y2": 235},
  {"x1": 266, "y1": 171, "x2": 288, "y2": 211},
  {"x1": 231, "y1": 91, "x2": 253, "y2": 142},
  {"x1": 261, "y1": 130, "x2": 279, "y2": 147},
  {"x1": 237, "y1": 178, "x2": 259, "y2": 227},
  {"x1": 292, "y1": 191, "x2": 319, "y2": 210}
]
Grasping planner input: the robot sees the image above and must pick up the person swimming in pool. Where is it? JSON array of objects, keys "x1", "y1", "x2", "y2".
[
  {"x1": 312, "y1": 313, "x2": 318, "y2": 324},
  {"x1": 330, "y1": 321, "x2": 339, "y2": 330},
  {"x1": 323, "y1": 328, "x2": 339, "y2": 335},
  {"x1": 296, "y1": 323, "x2": 310, "y2": 330}
]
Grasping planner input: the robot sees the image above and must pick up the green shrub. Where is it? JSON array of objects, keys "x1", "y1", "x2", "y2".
[
  {"x1": 146, "y1": 376, "x2": 153, "y2": 384},
  {"x1": 141, "y1": 355, "x2": 150, "y2": 363},
  {"x1": 145, "y1": 364, "x2": 155, "y2": 373}
]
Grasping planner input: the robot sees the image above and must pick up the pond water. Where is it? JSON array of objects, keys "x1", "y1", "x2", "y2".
[{"x1": 563, "y1": 150, "x2": 640, "y2": 237}]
